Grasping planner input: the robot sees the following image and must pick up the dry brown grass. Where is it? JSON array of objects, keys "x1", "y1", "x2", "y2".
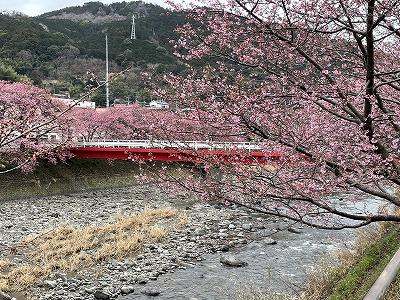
[
  {"x1": 384, "y1": 280, "x2": 400, "y2": 300},
  {"x1": 236, "y1": 288, "x2": 296, "y2": 300},
  {"x1": 2, "y1": 207, "x2": 179, "y2": 292},
  {"x1": 0, "y1": 280, "x2": 8, "y2": 293},
  {"x1": 175, "y1": 211, "x2": 189, "y2": 229},
  {"x1": 0, "y1": 259, "x2": 12, "y2": 292},
  {"x1": 297, "y1": 258, "x2": 346, "y2": 300},
  {"x1": 0, "y1": 259, "x2": 11, "y2": 272}
]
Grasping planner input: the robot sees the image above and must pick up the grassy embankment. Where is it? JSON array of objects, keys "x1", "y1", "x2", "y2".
[{"x1": 0, "y1": 159, "x2": 146, "y2": 201}]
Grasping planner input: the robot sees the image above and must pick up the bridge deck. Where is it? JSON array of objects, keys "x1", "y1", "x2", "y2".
[
  {"x1": 68, "y1": 140, "x2": 282, "y2": 164},
  {"x1": 75, "y1": 140, "x2": 263, "y2": 151}
]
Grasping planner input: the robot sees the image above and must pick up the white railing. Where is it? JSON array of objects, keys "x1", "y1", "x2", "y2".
[
  {"x1": 75, "y1": 139, "x2": 263, "y2": 151},
  {"x1": 364, "y1": 246, "x2": 400, "y2": 300}
]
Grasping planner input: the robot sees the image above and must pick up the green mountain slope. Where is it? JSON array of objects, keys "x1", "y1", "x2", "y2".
[{"x1": 0, "y1": 1, "x2": 186, "y2": 104}]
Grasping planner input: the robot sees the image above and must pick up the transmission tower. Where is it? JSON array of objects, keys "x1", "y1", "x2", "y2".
[{"x1": 131, "y1": 15, "x2": 136, "y2": 40}]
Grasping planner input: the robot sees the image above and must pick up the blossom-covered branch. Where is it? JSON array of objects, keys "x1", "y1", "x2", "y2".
[{"x1": 153, "y1": 0, "x2": 400, "y2": 229}]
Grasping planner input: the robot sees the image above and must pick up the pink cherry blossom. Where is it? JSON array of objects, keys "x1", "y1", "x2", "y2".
[{"x1": 150, "y1": 0, "x2": 400, "y2": 229}]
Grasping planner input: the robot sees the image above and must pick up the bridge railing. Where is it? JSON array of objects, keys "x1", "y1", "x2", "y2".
[{"x1": 75, "y1": 140, "x2": 263, "y2": 151}]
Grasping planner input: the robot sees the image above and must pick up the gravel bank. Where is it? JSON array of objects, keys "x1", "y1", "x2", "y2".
[{"x1": 0, "y1": 186, "x2": 290, "y2": 300}]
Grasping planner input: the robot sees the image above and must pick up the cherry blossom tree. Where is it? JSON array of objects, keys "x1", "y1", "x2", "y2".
[
  {"x1": 0, "y1": 81, "x2": 72, "y2": 172},
  {"x1": 0, "y1": 67, "x2": 130, "y2": 173},
  {"x1": 68, "y1": 105, "x2": 219, "y2": 142},
  {"x1": 68, "y1": 105, "x2": 159, "y2": 141},
  {"x1": 154, "y1": 0, "x2": 400, "y2": 229}
]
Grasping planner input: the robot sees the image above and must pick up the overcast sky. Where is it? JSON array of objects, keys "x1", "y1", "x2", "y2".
[{"x1": 1, "y1": 0, "x2": 168, "y2": 16}]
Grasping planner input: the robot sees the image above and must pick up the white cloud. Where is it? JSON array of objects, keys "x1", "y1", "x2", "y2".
[{"x1": 1, "y1": 0, "x2": 168, "y2": 16}]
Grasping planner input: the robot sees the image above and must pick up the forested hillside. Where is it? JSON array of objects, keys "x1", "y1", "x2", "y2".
[{"x1": 0, "y1": 1, "x2": 186, "y2": 105}]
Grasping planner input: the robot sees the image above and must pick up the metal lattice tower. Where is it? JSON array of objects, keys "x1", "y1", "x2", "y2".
[{"x1": 131, "y1": 15, "x2": 136, "y2": 40}]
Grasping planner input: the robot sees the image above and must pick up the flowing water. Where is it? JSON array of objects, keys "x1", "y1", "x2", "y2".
[{"x1": 119, "y1": 226, "x2": 356, "y2": 300}]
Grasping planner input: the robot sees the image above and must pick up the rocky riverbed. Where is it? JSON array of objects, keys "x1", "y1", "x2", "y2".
[{"x1": 0, "y1": 186, "x2": 357, "y2": 300}]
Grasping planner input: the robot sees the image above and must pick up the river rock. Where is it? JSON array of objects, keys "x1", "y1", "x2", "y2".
[
  {"x1": 94, "y1": 290, "x2": 110, "y2": 300},
  {"x1": 194, "y1": 228, "x2": 206, "y2": 236},
  {"x1": 220, "y1": 244, "x2": 230, "y2": 252},
  {"x1": 141, "y1": 288, "x2": 161, "y2": 296},
  {"x1": 137, "y1": 277, "x2": 148, "y2": 284},
  {"x1": 220, "y1": 255, "x2": 248, "y2": 267},
  {"x1": 288, "y1": 227, "x2": 302, "y2": 234},
  {"x1": 120, "y1": 285, "x2": 135, "y2": 294},
  {"x1": 43, "y1": 280, "x2": 57, "y2": 289},
  {"x1": 84, "y1": 287, "x2": 97, "y2": 294},
  {"x1": 49, "y1": 212, "x2": 60, "y2": 218},
  {"x1": 242, "y1": 223, "x2": 253, "y2": 230},
  {"x1": 263, "y1": 238, "x2": 277, "y2": 245},
  {"x1": 0, "y1": 291, "x2": 12, "y2": 300}
]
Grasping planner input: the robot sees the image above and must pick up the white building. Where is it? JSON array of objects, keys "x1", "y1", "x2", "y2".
[
  {"x1": 54, "y1": 97, "x2": 96, "y2": 109},
  {"x1": 149, "y1": 100, "x2": 169, "y2": 110}
]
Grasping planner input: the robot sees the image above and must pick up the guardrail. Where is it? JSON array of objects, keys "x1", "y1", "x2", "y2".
[
  {"x1": 76, "y1": 139, "x2": 263, "y2": 151},
  {"x1": 364, "y1": 246, "x2": 400, "y2": 300}
]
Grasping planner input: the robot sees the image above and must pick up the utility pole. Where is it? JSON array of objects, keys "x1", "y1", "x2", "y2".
[
  {"x1": 105, "y1": 34, "x2": 110, "y2": 108},
  {"x1": 131, "y1": 15, "x2": 136, "y2": 40}
]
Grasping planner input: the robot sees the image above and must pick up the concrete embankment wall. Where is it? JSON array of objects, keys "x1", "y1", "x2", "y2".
[{"x1": 0, "y1": 159, "x2": 148, "y2": 201}]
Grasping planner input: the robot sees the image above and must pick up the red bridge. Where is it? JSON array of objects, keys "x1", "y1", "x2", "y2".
[{"x1": 68, "y1": 140, "x2": 283, "y2": 164}]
